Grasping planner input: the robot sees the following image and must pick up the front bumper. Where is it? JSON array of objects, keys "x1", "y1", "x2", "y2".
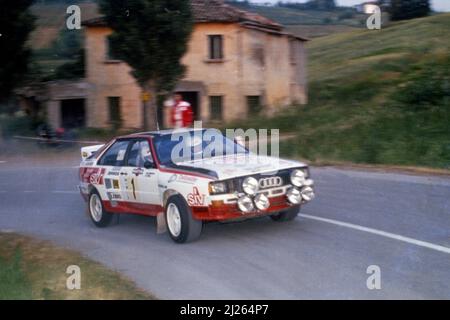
[{"x1": 192, "y1": 183, "x2": 314, "y2": 221}]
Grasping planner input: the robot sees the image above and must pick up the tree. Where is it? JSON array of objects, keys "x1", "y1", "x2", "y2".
[
  {"x1": 99, "y1": 0, "x2": 193, "y2": 130},
  {"x1": 390, "y1": 0, "x2": 430, "y2": 21},
  {"x1": 0, "y1": 1, "x2": 35, "y2": 103},
  {"x1": 54, "y1": 49, "x2": 85, "y2": 80}
]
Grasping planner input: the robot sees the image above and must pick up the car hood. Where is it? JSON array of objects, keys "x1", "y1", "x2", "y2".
[{"x1": 175, "y1": 153, "x2": 307, "y2": 180}]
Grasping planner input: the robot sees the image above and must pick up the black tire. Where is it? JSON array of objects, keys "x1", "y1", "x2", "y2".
[
  {"x1": 88, "y1": 190, "x2": 113, "y2": 228},
  {"x1": 270, "y1": 206, "x2": 300, "y2": 222},
  {"x1": 165, "y1": 195, "x2": 203, "y2": 244}
]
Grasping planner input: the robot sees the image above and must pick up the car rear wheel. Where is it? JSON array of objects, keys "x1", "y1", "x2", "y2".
[
  {"x1": 166, "y1": 195, "x2": 203, "y2": 244},
  {"x1": 89, "y1": 190, "x2": 113, "y2": 228},
  {"x1": 270, "y1": 206, "x2": 300, "y2": 222}
]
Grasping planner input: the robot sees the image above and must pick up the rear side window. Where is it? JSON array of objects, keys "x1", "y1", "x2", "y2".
[{"x1": 98, "y1": 140, "x2": 130, "y2": 167}]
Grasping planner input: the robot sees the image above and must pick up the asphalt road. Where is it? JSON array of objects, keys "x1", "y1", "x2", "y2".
[{"x1": 0, "y1": 154, "x2": 449, "y2": 299}]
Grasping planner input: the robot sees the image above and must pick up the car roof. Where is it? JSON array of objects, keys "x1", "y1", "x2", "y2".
[{"x1": 116, "y1": 128, "x2": 211, "y2": 139}]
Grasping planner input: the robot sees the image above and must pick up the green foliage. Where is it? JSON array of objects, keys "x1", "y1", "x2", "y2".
[
  {"x1": 53, "y1": 49, "x2": 85, "y2": 80},
  {"x1": 0, "y1": 248, "x2": 32, "y2": 300},
  {"x1": 0, "y1": 114, "x2": 37, "y2": 138},
  {"x1": 0, "y1": 1, "x2": 36, "y2": 103},
  {"x1": 99, "y1": 0, "x2": 193, "y2": 129},
  {"x1": 392, "y1": 58, "x2": 450, "y2": 110},
  {"x1": 390, "y1": 0, "x2": 431, "y2": 21},
  {"x1": 99, "y1": 0, "x2": 193, "y2": 90},
  {"x1": 278, "y1": 0, "x2": 336, "y2": 11},
  {"x1": 51, "y1": 29, "x2": 83, "y2": 59}
]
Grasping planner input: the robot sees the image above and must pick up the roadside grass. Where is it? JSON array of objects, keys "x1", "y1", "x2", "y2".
[
  {"x1": 226, "y1": 13, "x2": 450, "y2": 170},
  {"x1": 0, "y1": 233, "x2": 154, "y2": 300}
]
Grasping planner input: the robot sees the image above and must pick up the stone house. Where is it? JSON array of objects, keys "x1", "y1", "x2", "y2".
[{"x1": 42, "y1": 0, "x2": 309, "y2": 130}]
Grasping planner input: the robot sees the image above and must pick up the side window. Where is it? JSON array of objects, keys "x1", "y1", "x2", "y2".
[
  {"x1": 98, "y1": 141, "x2": 130, "y2": 167},
  {"x1": 127, "y1": 140, "x2": 153, "y2": 168}
]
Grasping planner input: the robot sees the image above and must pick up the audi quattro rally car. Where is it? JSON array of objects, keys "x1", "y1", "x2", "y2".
[{"x1": 79, "y1": 128, "x2": 315, "y2": 243}]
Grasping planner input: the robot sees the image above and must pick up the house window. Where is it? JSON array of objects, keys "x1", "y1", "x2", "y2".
[
  {"x1": 209, "y1": 96, "x2": 223, "y2": 121},
  {"x1": 106, "y1": 38, "x2": 120, "y2": 60},
  {"x1": 247, "y1": 96, "x2": 262, "y2": 115},
  {"x1": 208, "y1": 35, "x2": 223, "y2": 60},
  {"x1": 108, "y1": 97, "x2": 122, "y2": 129}
]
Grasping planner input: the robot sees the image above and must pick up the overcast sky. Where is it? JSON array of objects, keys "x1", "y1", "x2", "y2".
[{"x1": 250, "y1": 0, "x2": 450, "y2": 12}]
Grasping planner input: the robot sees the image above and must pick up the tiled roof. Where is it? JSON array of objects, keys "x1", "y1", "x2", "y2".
[{"x1": 83, "y1": 0, "x2": 282, "y2": 31}]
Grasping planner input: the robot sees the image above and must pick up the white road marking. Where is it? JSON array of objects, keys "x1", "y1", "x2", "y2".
[
  {"x1": 300, "y1": 214, "x2": 450, "y2": 255},
  {"x1": 0, "y1": 161, "x2": 6, "y2": 164},
  {"x1": 23, "y1": 191, "x2": 36, "y2": 193}
]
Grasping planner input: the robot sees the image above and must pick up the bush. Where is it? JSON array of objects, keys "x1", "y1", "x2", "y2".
[{"x1": 392, "y1": 59, "x2": 450, "y2": 110}]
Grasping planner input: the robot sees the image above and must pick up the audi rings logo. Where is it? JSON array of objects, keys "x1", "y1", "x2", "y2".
[{"x1": 259, "y1": 177, "x2": 283, "y2": 189}]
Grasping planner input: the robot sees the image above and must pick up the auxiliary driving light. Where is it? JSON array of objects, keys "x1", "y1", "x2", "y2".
[
  {"x1": 237, "y1": 196, "x2": 255, "y2": 213},
  {"x1": 290, "y1": 169, "x2": 307, "y2": 187},
  {"x1": 301, "y1": 186, "x2": 315, "y2": 202},
  {"x1": 242, "y1": 177, "x2": 259, "y2": 195},
  {"x1": 254, "y1": 194, "x2": 270, "y2": 211},
  {"x1": 286, "y1": 188, "x2": 302, "y2": 205}
]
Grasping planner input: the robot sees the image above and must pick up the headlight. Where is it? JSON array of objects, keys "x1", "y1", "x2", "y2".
[
  {"x1": 290, "y1": 169, "x2": 307, "y2": 187},
  {"x1": 242, "y1": 177, "x2": 259, "y2": 195},
  {"x1": 286, "y1": 187, "x2": 302, "y2": 205},
  {"x1": 301, "y1": 186, "x2": 315, "y2": 202},
  {"x1": 209, "y1": 181, "x2": 227, "y2": 194},
  {"x1": 254, "y1": 194, "x2": 270, "y2": 211},
  {"x1": 237, "y1": 196, "x2": 254, "y2": 213}
]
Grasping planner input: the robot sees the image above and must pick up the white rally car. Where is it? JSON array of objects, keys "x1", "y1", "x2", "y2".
[{"x1": 79, "y1": 128, "x2": 315, "y2": 243}]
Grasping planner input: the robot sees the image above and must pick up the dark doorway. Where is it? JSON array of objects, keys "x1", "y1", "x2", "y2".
[
  {"x1": 179, "y1": 91, "x2": 200, "y2": 121},
  {"x1": 61, "y1": 99, "x2": 85, "y2": 129}
]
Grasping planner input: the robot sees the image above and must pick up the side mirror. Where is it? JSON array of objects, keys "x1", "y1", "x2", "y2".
[{"x1": 144, "y1": 161, "x2": 155, "y2": 169}]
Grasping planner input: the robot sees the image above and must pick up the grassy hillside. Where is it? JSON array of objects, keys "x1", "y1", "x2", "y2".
[
  {"x1": 229, "y1": 13, "x2": 450, "y2": 169},
  {"x1": 227, "y1": 1, "x2": 369, "y2": 38}
]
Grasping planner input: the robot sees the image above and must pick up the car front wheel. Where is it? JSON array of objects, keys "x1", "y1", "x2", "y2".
[
  {"x1": 88, "y1": 190, "x2": 113, "y2": 228},
  {"x1": 166, "y1": 195, "x2": 203, "y2": 244},
  {"x1": 270, "y1": 206, "x2": 300, "y2": 222}
]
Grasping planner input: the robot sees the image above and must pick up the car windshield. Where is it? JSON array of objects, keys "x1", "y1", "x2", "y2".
[{"x1": 153, "y1": 129, "x2": 248, "y2": 166}]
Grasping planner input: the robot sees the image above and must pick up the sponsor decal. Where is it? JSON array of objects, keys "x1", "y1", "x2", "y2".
[
  {"x1": 168, "y1": 174, "x2": 197, "y2": 184},
  {"x1": 113, "y1": 179, "x2": 120, "y2": 189},
  {"x1": 107, "y1": 171, "x2": 120, "y2": 176},
  {"x1": 90, "y1": 169, "x2": 105, "y2": 185},
  {"x1": 105, "y1": 179, "x2": 112, "y2": 189},
  {"x1": 107, "y1": 192, "x2": 122, "y2": 200},
  {"x1": 81, "y1": 168, "x2": 105, "y2": 185},
  {"x1": 132, "y1": 168, "x2": 144, "y2": 177},
  {"x1": 187, "y1": 187, "x2": 205, "y2": 206}
]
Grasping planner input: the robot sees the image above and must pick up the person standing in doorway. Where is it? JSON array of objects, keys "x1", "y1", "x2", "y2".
[{"x1": 171, "y1": 93, "x2": 194, "y2": 129}]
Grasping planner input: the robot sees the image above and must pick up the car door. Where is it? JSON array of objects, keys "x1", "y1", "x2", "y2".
[
  {"x1": 96, "y1": 139, "x2": 133, "y2": 208},
  {"x1": 124, "y1": 139, "x2": 161, "y2": 215}
]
